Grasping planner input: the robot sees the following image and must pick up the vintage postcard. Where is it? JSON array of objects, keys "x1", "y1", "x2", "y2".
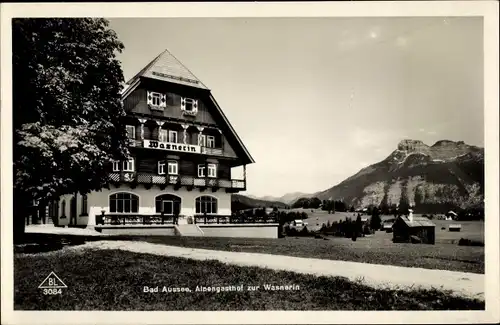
[{"x1": 1, "y1": 1, "x2": 499, "y2": 324}]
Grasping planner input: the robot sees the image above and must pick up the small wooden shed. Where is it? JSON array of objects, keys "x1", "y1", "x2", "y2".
[{"x1": 392, "y1": 215, "x2": 436, "y2": 245}]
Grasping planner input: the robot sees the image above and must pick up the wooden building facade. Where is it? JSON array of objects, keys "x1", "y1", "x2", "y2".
[
  {"x1": 52, "y1": 49, "x2": 254, "y2": 227},
  {"x1": 392, "y1": 215, "x2": 436, "y2": 245}
]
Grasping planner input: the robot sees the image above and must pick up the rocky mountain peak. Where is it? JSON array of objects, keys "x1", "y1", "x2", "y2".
[
  {"x1": 314, "y1": 139, "x2": 484, "y2": 212},
  {"x1": 397, "y1": 139, "x2": 430, "y2": 152},
  {"x1": 432, "y1": 139, "x2": 464, "y2": 147}
]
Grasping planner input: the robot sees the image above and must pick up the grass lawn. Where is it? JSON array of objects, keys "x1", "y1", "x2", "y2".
[
  {"x1": 15, "y1": 249, "x2": 484, "y2": 310},
  {"x1": 115, "y1": 232, "x2": 484, "y2": 274}
]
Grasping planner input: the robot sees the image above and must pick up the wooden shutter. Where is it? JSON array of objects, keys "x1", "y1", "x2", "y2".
[
  {"x1": 160, "y1": 94, "x2": 167, "y2": 107},
  {"x1": 147, "y1": 91, "x2": 153, "y2": 105}
]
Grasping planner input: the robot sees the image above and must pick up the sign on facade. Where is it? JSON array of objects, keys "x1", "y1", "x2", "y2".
[{"x1": 144, "y1": 140, "x2": 201, "y2": 154}]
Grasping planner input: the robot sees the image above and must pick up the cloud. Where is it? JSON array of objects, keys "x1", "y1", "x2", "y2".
[
  {"x1": 427, "y1": 130, "x2": 437, "y2": 135},
  {"x1": 419, "y1": 128, "x2": 426, "y2": 132}
]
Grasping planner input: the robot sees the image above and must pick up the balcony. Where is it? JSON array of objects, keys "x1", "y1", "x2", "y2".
[
  {"x1": 128, "y1": 139, "x2": 225, "y2": 157},
  {"x1": 109, "y1": 172, "x2": 245, "y2": 191}
]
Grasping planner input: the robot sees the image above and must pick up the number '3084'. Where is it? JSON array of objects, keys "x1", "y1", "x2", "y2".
[{"x1": 43, "y1": 288, "x2": 62, "y2": 295}]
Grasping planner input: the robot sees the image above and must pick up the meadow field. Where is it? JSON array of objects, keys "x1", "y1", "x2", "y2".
[{"x1": 286, "y1": 208, "x2": 485, "y2": 244}]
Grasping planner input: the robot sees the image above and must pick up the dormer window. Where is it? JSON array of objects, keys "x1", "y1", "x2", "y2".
[
  {"x1": 181, "y1": 97, "x2": 198, "y2": 116},
  {"x1": 147, "y1": 91, "x2": 167, "y2": 110}
]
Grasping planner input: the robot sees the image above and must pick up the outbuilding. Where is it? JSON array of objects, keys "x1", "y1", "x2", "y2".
[{"x1": 392, "y1": 212, "x2": 435, "y2": 245}]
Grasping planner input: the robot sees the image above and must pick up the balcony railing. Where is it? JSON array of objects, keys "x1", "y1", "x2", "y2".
[
  {"x1": 109, "y1": 172, "x2": 245, "y2": 190},
  {"x1": 96, "y1": 214, "x2": 174, "y2": 225},
  {"x1": 95, "y1": 214, "x2": 277, "y2": 225},
  {"x1": 194, "y1": 214, "x2": 279, "y2": 224}
]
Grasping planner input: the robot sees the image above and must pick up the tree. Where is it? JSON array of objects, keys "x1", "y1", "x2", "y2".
[
  {"x1": 355, "y1": 214, "x2": 363, "y2": 237},
  {"x1": 13, "y1": 18, "x2": 128, "y2": 240},
  {"x1": 370, "y1": 207, "x2": 382, "y2": 231}
]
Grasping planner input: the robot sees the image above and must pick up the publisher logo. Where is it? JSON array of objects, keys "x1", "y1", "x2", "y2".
[{"x1": 38, "y1": 271, "x2": 67, "y2": 295}]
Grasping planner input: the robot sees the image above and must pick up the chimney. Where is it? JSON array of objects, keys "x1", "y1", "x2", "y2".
[{"x1": 408, "y1": 209, "x2": 414, "y2": 222}]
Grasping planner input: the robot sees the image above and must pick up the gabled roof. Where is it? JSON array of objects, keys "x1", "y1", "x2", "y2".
[
  {"x1": 398, "y1": 215, "x2": 435, "y2": 227},
  {"x1": 126, "y1": 49, "x2": 208, "y2": 90},
  {"x1": 122, "y1": 49, "x2": 254, "y2": 165}
]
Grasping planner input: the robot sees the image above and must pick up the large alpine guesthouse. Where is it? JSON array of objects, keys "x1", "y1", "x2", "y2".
[{"x1": 49, "y1": 49, "x2": 278, "y2": 238}]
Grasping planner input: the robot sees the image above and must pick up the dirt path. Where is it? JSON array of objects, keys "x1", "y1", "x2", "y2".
[{"x1": 68, "y1": 240, "x2": 484, "y2": 300}]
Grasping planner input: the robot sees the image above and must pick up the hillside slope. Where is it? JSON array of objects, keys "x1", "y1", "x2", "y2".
[
  {"x1": 315, "y1": 139, "x2": 484, "y2": 213},
  {"x1": 231, "y1": 194, "x2": 288, "y2": 211}
]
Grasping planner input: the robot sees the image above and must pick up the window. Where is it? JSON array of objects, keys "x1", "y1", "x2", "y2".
[
  {"x1": 197, "y1": 164, "x2": 205, "y2": 177},
  {"x1": 207, "y1": 136, "x2": 215, "y2": 148},
  {"x1": 198, "y1": 134, "x2": 206, "y2": 147},
  {"x1": 123, "y1": 158, "x2": 135, "y2": 172},
  {"x1": 151, "y1": 92, "x2": 161, "y2": 106},
  {"x1": 159, "y1": 129, "x2": 168, "y2": 142},
  {"x1": 126, "y1": 125, "x2": 135, "y2": 140},
  {"x1": 158, "y1": 161, "x2": 165, "y2": 175},
  {"x1": 195, "y1": 196, "x2": 218, "y2": 215},
  {"x1": 61, "y1": 200, "x2": 66, "y2": 217},
  {"x1": 81, "y1": 195, "x2": 88, "y2": 215},
  {"x1": 155, "y1": 194, "x2": 181, "y2": 214},
  {"x1": 184, "y1": 98, "x2": 197, "y2": 111},
  {"x1": 109, "y1": 193, "x2": 139, "y2": 213},
  {"x1": 168, "y1": 161, "x2": 178, "y2": 175},
  {"x1": 168, "y1": 130, "x2": 178, "y2": 143},
  {"x1": 147, "y1": 91, "x2": 166, "y2": 108},
  {"x1": 112, "y1": 160, "x2": 120, "y2": 172},
  {"x1": 207, "y1": 164, "x2": 217, "y2": 178},
  {"x1": 181, "y1": 97, "x2": 198, "y2": 115}
]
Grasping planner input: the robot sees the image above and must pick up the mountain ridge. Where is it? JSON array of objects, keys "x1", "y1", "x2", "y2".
[
  {"x1": 312, "y1": 139, "x2": 484, "y2": 212},
  {"x1": 245, "y1": 139, "x2": 484, "y2": 213}
]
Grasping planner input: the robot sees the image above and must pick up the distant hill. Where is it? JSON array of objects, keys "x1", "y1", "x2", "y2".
[
  {"x1": 248, "y1": 192, "x2": 313, "y2": 205},
  {"x1": 313, "y1": 139, "x2": 484, "y2": 213},
  {"x1": 231, "y1": 194, "x2": 288, "y2": 211}
]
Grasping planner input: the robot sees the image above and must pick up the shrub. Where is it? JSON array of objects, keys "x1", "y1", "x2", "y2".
[
  {"x1": 362, "y1": 224, "x2": 372, "y2": 235},
  {"x1": 458, "y1": 238, "x2": 484, "y2": 247}
]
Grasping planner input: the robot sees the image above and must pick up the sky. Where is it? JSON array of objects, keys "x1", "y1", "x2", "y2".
[{"x1": 108, "y1": 17, "x2": 484, "y2": 198}]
